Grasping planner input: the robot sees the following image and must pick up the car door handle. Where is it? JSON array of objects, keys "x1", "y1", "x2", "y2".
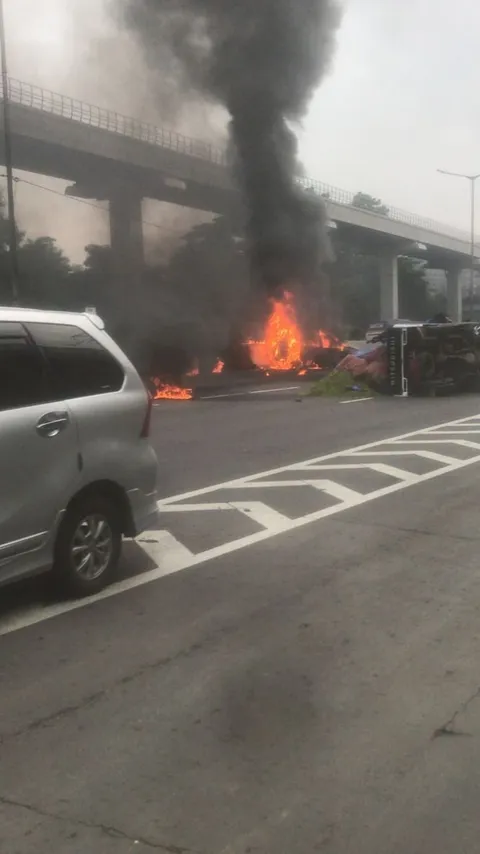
[{"x1": 36, "y1": 411, "x2": 70, "y2": 438}]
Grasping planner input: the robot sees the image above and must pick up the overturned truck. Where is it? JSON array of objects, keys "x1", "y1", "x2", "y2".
[
  {"x1": 386, "y1": 322, "x2": 480, "y2": 396},
  {"x1": 336, "y1": 322, "x2": 480, "y2": 397}
]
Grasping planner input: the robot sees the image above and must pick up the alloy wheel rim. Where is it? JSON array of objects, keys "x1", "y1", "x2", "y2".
[{"x1": 71, "y1": 514, "x2": 113, "y2": 580}]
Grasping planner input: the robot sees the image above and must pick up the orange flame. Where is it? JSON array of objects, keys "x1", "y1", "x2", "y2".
[
  {"x1": 149, "y1": 292, "x2": 344, "y2": 396},
  {"x1": 247, "y1": 290, "x2": 345, "y2": 373},
  {"x1": 151, "y1": 379, "x2": 193, "y2": 400},
  {"x1": 248, "y1": 291, "x2": 303, "y2": 371},
  {"x1": 313, "y1": 329, "x2": 345, "y2": 350}
]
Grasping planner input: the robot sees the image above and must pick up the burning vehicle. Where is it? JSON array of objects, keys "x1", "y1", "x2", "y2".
[
  {"x1": 145, "y1": 289, "x2": 346, "y2": 400},
  {"x1": 116, "y1": 0, "x2": 342, "y2": 402}
]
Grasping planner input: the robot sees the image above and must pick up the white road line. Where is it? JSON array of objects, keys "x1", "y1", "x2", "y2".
[
  {"x1": 200, "y1": 386, "x2": 300, "y2": 400},
  {"x1": 250, "y1": 386, "x2": 300, "y2": 395},
  {"x1": 159, "y1": 502, "x2": 234, "y2": 512},
  {"x1": 136, "y1": 530, "x2": 194, "y2": 571},
  {"x1": 297, "y1": 463, "x2": 371, "y2": 470},
  {"x1": 199, "y1": 392, "x2": 249, "y2": 400},
  {"x1": 158, "y1": 414, "x2": 480, "y2": 506},
  {"x1": 348, "y1": 451, "x2": 459, "y2": 464},
  {"x1": 296, "y1": 462, "x2": 419, "y2": 481},
  {"x1": 398, "y1": 439, "x2": 480, "y2": 449},
  {"x1": 434, "y1": 430, "x2": 480, "y2": 436},
  {"x1": 3, "y1": 412, "x2": 480, "y2": 637},
  {"x1": 230, "y1": 501, "x2": 291, "y2": 530},
  {"x1": 161, "y1": 480, "x2": 364, "y2": 507},
  {"x1": 429, "y1": 425, "x2": 480, "y2": 430},
  {"x1": 0, "y1": 532, "x2": 193, "y2": 637},
  {"x1": 340, "y1": 397, "x2": 374, "y2": 404},
  {"x1": 158, "y1": 500, "x2": 290, "y2": 530},
  {"x1": 364, "y1": 462, "x2": 417, "y2": 482},
  {"x1": 236, "y1": 479, "x2": 364, "y2": 503},
  {"x1": 199, "y1": 391, "x2": 252, "y2": 400}
]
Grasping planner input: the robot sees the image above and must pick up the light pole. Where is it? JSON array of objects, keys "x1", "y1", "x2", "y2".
[
  {"x1": 0, "y1": 0, "x2": 19, "y2": 304},
  {"x1": 438, "y1": 168, "x2": 480, "y2": 318}
]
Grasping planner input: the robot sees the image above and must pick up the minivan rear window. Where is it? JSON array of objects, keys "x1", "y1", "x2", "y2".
[
  {"x1": 0, "y1": 322, "x2": 46, "y2": 411},
  {"x1": 27, "y1": 323, "x2": 125, "y2": 401}
]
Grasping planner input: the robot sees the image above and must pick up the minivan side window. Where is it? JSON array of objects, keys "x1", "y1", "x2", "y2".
[
  {"x1": 27, "y1": 323, "x2": 125, "y2": 401},
  {"x1": 0, "y1": 322, "x2": 47, "y2": 411}
]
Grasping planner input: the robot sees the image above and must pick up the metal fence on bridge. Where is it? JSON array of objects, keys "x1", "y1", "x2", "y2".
[{"x1": 0, "y1": 77, "x2": 475, "y2": 246}]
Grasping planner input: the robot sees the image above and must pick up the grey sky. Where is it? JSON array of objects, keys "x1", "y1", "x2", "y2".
[{"x1": 3, "y1": 0, "x2": 479, "y2": 261}]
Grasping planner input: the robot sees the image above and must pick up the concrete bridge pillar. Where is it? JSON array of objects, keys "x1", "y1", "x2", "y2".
[
  {"x1": 379, "y1": 249, "x2": 399, "y2": 321},
  {"x1": 106, "y1": 192, "x2": 145, "y2": 347},
  {"x1": 109, "y1": 192, "x2": 144, "y2": 276},
  {"x1": 446, "y1": 267, "x2": 463, "y2": 322}
]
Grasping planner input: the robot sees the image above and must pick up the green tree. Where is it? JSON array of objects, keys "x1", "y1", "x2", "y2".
[
  {"x1": 18, "y1": 236, "x2": 73, "y2": 309},
  {"x1": 330, "y1": 229, "x2": 379, "y2": 331},
  {"x1": 397, "y1": 257, "x2": 439, "y2": 320},
  {"x1": 352, "y1": 192, "x2": 390, "y2": 217},
  {"x1": 0, "y1": 190, "x2": 75, "y2": 309},
  {"x1": 70, "y1": 243, "x2": 116, "y2": 316}
]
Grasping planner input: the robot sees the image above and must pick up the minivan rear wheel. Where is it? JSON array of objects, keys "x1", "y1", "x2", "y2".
[{"x1": 53, "y1": 495, "x2": 122, "y2": 596}]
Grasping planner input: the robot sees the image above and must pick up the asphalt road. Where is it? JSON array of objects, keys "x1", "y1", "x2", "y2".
[{"x1": 3, "y1": 390, "x2": 480, "y2": 853}]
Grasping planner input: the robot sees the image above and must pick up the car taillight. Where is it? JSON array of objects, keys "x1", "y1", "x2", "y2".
[{"x1": 140, "y1": 391, "x2": 153, "y2": 438}]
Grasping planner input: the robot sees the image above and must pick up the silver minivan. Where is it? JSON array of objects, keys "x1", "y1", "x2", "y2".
[{"x1": 0, "y1": 307, "x2": 158, "y2": 596}]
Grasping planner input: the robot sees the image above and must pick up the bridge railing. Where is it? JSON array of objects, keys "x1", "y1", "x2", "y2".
[
  {"x1": 3, "y1": 77, "x2": 229, "y2": 167},
  {"x1": 1, "y1": 77, "x2": 476, "y2": 246},
  {"x1": 296, "y1": 177, "x2": 475, "y2": 243}
]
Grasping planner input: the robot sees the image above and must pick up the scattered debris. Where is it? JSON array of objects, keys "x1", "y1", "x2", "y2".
[{"x1": 309, "y1": 371, "x2": 374, "y2": 399}]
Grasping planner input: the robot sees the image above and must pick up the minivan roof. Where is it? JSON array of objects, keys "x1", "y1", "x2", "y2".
[{"x1": 0, "y1": 306, "x2": 105, "y2": 331}]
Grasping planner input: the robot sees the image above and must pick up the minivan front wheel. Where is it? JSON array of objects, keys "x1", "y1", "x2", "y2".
[{"x1": 53, "y1": 495, "x2": 122, "y2": 596}]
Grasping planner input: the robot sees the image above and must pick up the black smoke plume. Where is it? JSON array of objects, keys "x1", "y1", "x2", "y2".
[{"x1": 115, "y1": 0, "x2": 341, "y2": 303}]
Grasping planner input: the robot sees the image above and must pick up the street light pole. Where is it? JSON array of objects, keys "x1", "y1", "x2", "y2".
[
  {"x1": 438, "y1": 168, "x2": 480, "y2": 319},
  {"x1": 0, "y1": 0, "x2": 19, "y2": 304},
  {"x1": 470, "y1": 175, "x2": 477, "y2": 314}
]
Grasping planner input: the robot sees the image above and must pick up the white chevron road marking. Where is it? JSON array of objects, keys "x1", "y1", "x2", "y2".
[
  {"x1": 3, "y1": 412, "x2": 480, "y2": 636},
  {"x1": 159, "y1": 500, "x2": 291, "y2": 531},
  {"x1": 296, "y1": 462, "x2": 416, "y2": 482},
  {"x1": 347, "y1": 450, "x2": 459, "y2": 464}
]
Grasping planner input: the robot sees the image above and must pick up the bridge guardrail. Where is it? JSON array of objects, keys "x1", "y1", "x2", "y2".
[
  {"x1": 0, "y1": 77, "x2": 476, "y2": 246},
  {"x1": 3, "y1": 77, "x2": 229, "y2": 167}
]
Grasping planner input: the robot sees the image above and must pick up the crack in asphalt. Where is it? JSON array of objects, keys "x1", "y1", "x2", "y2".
[
  {"x1": 0, "y1": 582, "x2": 311, "y2": 747},
  {"x1": 0, "y1": 627, "x2": 216, "y2": 745},
  {"x1": 0, "y1": 690, "x2": 106, "y2": 746},
  {"x1": 0, "y1": 601, "x2": 258, "y2": 745},
  {"x1": 432, "y1": 686, "x2": 480, "y2": 739},
  {"x1": 0, "y1": 794, "x2": 197, "y2": 853},
  {"x1": 0, "y1": 639, "x2": 202, "y2": 745}
]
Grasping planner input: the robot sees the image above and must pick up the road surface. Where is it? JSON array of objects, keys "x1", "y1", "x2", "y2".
[{"x1": 2, "y1": 390, "x2": 480, "y2": 853}]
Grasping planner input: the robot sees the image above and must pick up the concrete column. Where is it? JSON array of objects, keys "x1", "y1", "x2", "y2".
[
  {"x1": 446, "y1": 267, "x2": 462, "y2": 322},
  {"x1": 108, "y1": 193, "x2": 144, "y2": 342},
  {"x1": 378, "y1": 250, "x2": 399, "y2": 320},
  {"x1": 109, "y1": 193, "x2": 144, "y2": 274}
]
